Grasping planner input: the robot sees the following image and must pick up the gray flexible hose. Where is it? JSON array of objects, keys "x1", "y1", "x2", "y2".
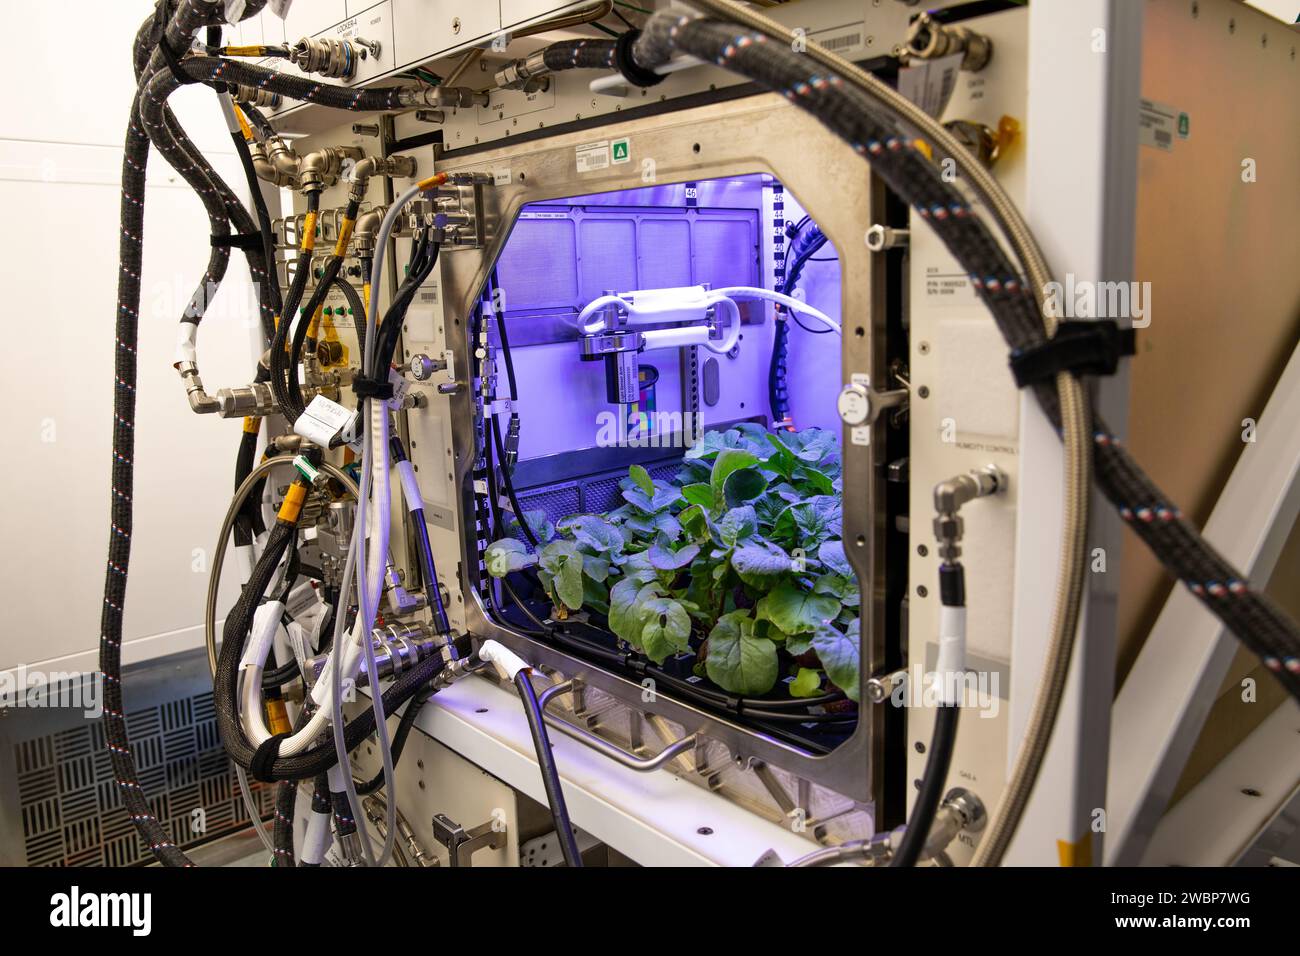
[
  {"x1": 325, "y1": 182, "x2": 428, "y2": 866},
  {"x1": 205, "y1": 456, "x2": 360, "y2": 856}
]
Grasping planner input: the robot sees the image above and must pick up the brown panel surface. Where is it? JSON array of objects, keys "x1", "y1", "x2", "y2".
[{"x1": 1119, "y1": 0, "x2": 1300, "y2": 684}]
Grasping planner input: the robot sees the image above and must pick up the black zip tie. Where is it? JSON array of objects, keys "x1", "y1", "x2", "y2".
[
  {"x1": 211, "y1": 232, "x2": 263, "y2": 250},
  {"x1": 1008, "y1": 320, "x2": 1136, "y2": 388},
  {"x1": 250, "y1": 732, "x2": 290, "y2": 782},
  {"x1": 157, "y1": 33, "x2": 199, "y2": 86},
  {"x1": 352, "y1": 376, "x2": 394, "y2": 400}
]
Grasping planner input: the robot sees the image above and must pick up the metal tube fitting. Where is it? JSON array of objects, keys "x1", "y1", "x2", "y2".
[
  {"x1": 932, "y1": 465, "x2": 1006, "y2": 561},
  {"x1": 904, "y1": 12, "x2": 993, "y2": 72},
  {"x1": 494, "y1": 50, "x2": 551, "y2": 91},
  {"x1": 299, "y1": 145, "x2": 365, "y2": 195},
  {"x1": 177, "y1": 362, "x2": 220, "y2": 415}
]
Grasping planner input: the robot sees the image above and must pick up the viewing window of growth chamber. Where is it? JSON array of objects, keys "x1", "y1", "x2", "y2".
[{"x1": 478, "y1": 173, "x2": 874, "y2": 756}]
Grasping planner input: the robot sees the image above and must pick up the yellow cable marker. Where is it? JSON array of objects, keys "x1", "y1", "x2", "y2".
[
  {"x1": 417, "y1": 172, "x2": 449, "y2": 191},
  {"x1": 333, "y1": 217, "x2": 355, "y2": 256},
  {"x1": 302, "y1": 211, "x2": 318, "y2": 252},
  {"x1": 242, "y1": 416, "x2": 260, "y2": 435},
  {"x1": 233, "y1": 104, "x2": 254, "y2": 142},
  {"x1": 1056, "y1": 832, "x2": 1093, "y2": 867},
  {"x1": 264, "y1": 698, "x2": 291, "y2": 736},
  {"x1": 277, "y1": 482, "x2": 308, "y2": 524}
]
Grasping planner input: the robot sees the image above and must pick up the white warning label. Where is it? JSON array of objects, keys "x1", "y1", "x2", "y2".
[{"x1": 576, "y1": 140, "x2": 610, "y2": 173}]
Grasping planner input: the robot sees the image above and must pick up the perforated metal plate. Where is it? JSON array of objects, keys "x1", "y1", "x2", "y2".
[{"x1": 1, "y1": 649, "x2": 271, "y2": 867}]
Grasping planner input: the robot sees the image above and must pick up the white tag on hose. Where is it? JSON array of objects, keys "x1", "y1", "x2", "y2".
[
  {"x1": 396, "y1": 459, "x2": 423, "y2": 512},
  {"x1": 240, "y1": 601, "x2": 285, "y2": 671},
  {"x1": 294, "y1": 395, "x2": 357, "y2": 449},
  {"x1": 174, "y1": 322, "x2": 198, "y2": 367},
  {"x1": 934, "y1": 605, "x2": 967, "y2": 706}
]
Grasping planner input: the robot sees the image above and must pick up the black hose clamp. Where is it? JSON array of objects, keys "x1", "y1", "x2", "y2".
[
  {"x1": 1008, "y1": 320, "x2": 1136, "y2": 388},
  {"x1": 211, "y1": 232, "x2": 263, "y2": 250},
  {"x1": 249, "y1": 732, "x2": 290, "y2": 782},
  {"x1": 157, "y1": 34, "x2": 200, "y2": 86},
  {"x1": 352, "y1": 376, "x2": 394, "y2": 400},
  {"x1": 616, "y1": 30, "x2": 665, "y2": 87}
]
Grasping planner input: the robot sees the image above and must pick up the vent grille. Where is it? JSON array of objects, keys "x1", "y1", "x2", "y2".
[{"x1": 13, "y1": 690, "x2": 274, "y2": 867}]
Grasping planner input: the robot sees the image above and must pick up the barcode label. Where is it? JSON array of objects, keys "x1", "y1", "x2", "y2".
[
  {"x1": 809, "y1": 23, "x2": 866, "y2": 56},
  {"x1": 821, "y1": 32, "x2": 861, "y2": 52},
  {"x1": 1138, "y1": 98, "x2": 1178, "y2": 152}
]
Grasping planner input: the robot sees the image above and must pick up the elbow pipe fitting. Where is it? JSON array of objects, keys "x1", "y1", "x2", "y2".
[
  {"x1": 299, "y1": 145, "x2": 365, "y2": 195},
  {"x1": 904, "y1": 13, "x2": 993, "y2": 73},
  {"x1": 347, "y1": 155, "x2": 419, "y2": 203},
  {"x1": 177, "y1": 362, "x2": 221, "y2": 415},
  {"x1": 932, "y1": 466, "x2": 1005, "y2": 561},
  {"x1": 353, "y1": 205, "x2": 388, "y2": 256}
]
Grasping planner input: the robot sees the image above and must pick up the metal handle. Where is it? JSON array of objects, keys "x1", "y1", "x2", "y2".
[{"x1": 538, "y1": 679, "x2": 698, "y2": 773}]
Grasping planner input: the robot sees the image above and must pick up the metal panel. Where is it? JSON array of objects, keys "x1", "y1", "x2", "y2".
[
  {"x1": 0, "y1": 650, "x2": 267, "y2": 867},
  {"x1": 430, "y1": 92, "x2": 888, "y2": 803}
]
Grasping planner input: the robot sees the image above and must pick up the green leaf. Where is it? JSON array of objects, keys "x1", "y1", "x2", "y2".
[
  {"x1": 622, "y1": 484, "x2": 682, "y2": 514},
  {"x1": 558, "y1": 514, "x2": 624, "y2": 555},
  {"x1": 538, "y1": 540, "x2": 584, "y2": 610},
  {"x1": 818, "y1": 539, "x2": 853, "y2": 578},
  {"x1": 723, "y1": 467, "x2": 768, "y2": 508},
  {"x1": 716, "y1": 505, "x2": 758, "y2": 548},
  {"x1": 793, "y1": 465, "x2": 835, "y2": 496},
  {"x1": 789, "y1": 667, "x2": 824, "y2": 698},
  {"x1": 786, "y1": 632, "x2": 814, "y2": 656},
  {"x1": 608, "y1": 579, "x2": 660, "y2": 647},
  {"x1": 678, "y1": 503, "x2": 709, "y2": 541},
  {"x1": 756, "y1": 583, "x2": 841, "y2": 635},
  {"x1": 763, "y1": 433, "x2": 798, "y2": 479},
  {"x1": 812, "y1": 620, "x2": 861, "y2": 703},
  {"x1": 629, "y1": 463, "x2": 655, "y2": 497},
  {"x1": 813, "y1": 572, "x2": 860, "y2": 608},
  {"x1": 648, "y1": 539, "x2": 700, "y2": 571},
  {"x1": 583, "y1": 576, "x2": 610, "y2": 616},
  {"x1": 506, "y1": 509, "x2": 555, "y2": 544},
  {"x1": 484, "y1": 539, "x2": 537, "y2": 578},
  {"x1": 705, "y1": 611, "x2": 778, "y2": 695},
  {"x1": 773, "y1": 495, "x2": 842, "y2": 548},
  {"x1": 779, "y1": 427, "x2": 838, "y2": 465},
  {"x1": 731, "y1": 540, "x2": 792, "y2": 586},
  {"x1": 710, "y1": 448, "x2": 760, "y2": 507},
  {"x1": 681, "y1": 482, "x2": 714, "y2": 509},
  {"x1": 582, "y1": 552, "x2": 613, "y2": 583},
  {"x1": 639, "y1": 597, "x2": 692, "y2": 663}
]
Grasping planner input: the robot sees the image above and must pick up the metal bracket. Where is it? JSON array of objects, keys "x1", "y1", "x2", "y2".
[
  {"x1": 430, "y1": 812, "x2": 507, "y2": 867},
  {"x1": 539, "y1": 679, "x2": 700, "y2": 773}
]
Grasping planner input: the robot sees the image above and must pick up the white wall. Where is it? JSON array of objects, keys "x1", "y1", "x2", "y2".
[{"x1": 0, "y1": 2, "x2": 259, "y2": 675}]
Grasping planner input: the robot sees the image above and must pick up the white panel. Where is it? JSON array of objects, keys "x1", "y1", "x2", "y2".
[
  {"x1": 391, "y1": 0, "x2": 500, "y2": 69},
  {"x1": 904, "y1": 5, "x2": 1031, "y2": 863},
  {"x1": 0, "y1": 0, "x2": 261, "y2": 676}
]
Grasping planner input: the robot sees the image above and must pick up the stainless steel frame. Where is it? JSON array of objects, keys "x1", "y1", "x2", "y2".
[{"x1": 432, "y1": 93, "x2": 889, "y2": 803}]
